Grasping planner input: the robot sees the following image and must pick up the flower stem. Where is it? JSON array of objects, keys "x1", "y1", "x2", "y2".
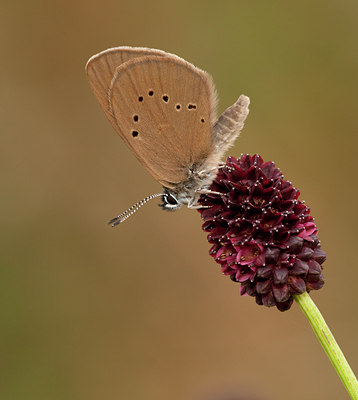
[{"x1": 294, "y1": 292, "x2": 358, "y2": 399}]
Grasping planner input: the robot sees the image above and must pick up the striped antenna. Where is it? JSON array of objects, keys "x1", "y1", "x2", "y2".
[{"x1": 108, "y1": 193, "x2": 165, "y2": 226}]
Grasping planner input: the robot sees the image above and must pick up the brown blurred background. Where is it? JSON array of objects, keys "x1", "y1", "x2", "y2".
[{"x1": 1, "y1": 1, "x2": 357, "y2": 399}]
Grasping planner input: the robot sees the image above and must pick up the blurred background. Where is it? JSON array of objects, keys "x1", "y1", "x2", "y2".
[{"x1": 1, "y1": 1, "x2": 357, "y2": 399}]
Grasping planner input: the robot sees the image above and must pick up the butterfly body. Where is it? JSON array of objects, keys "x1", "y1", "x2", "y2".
[
  {"x1": 159, "y1": 162, "x2": 219, "y2": 210},
  {"x1": 86, "y1": 46, "x2": 250, "y2": 217}
]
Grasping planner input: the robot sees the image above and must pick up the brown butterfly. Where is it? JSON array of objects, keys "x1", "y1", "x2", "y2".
[{"x1": 86, "y1": 46, "x2": 250, "y2": 225}]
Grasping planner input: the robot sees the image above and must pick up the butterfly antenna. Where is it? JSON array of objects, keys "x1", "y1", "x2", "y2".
[{"x1": 108, "y1": 193, "x2": 166, "y2": 226}]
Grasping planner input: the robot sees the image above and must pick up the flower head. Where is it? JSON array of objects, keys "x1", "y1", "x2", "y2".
[{"x1": 199, "y1": 155, "x2": 326, "y2": 311}]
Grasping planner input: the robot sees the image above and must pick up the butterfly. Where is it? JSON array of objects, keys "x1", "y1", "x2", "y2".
[{"x1": 86, "y1": 46, "x2": 249, "y2": 224}]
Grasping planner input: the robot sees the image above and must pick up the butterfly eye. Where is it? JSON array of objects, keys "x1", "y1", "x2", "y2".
[{"x1": 163, "y1": 193, "x2": 178, "y2": 206}]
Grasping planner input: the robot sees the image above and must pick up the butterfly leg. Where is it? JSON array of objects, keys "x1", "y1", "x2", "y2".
[
  {"x1": 195, "y1": 189, "x2": 223, "y2": 196},
  {"x1": 187, "y1": 194, "x2": 211, "y2": 209},
  {"x1": 188, "y1": 204, "x2": 211, "y2": 209},
  {"x1": 197, "y1": 165, "x2": 222, "y2": 178}
]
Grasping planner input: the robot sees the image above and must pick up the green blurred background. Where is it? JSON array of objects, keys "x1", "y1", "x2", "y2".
[{"x1": 1, "y1": 1, "x2": 357, "y2": 399}]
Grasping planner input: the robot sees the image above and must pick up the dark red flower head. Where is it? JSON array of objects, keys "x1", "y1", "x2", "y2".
[{"x1": 198, "y1": 155, "x2": 326, "y2": 311}]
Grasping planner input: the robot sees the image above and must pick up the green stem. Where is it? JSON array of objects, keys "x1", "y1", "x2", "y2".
[{"x1": 294, "y1": 292, "x2": 358, "y2": 399}]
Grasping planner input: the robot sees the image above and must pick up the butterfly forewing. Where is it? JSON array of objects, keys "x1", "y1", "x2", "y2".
[
  {"x1": 86, "y1": 47, "x2": 217, "y2": 188},
  {"x1": 86, "y1": 47, "x2": 167, "y2": 125}
]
